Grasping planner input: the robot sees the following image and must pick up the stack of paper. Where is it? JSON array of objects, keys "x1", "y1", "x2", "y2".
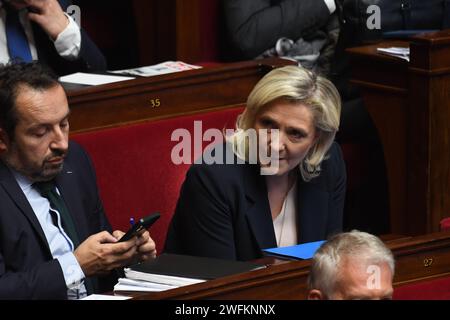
[
  {"x1": 81, "y1": 294, "x2": 132, "y2": 300},
  {"x1": 59, "y1": 73, "x2": 135, "y2": 86},
  {"x1": 376, "y1": 47, "x2": 410, "y2": 62},
  {"x1": 113, "y1": 277, "x2": 191, "y2": 292},
  {"x1": 114, "y1": 253, "x2": 265, "y2": 293},
  {"x1": 110, "y1": 61, "x2": 202, "y2": 77},
  {"x1": 123, "y1": 268, "x2": 205, "y2": 286}
]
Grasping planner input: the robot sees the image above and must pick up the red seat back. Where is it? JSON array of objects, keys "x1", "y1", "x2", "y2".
[
  {"x1": 441, "y1": 218, "x2": 450, "y2": 231},
  {"x1": 71, "y1": 107, "x2": 243, "y2": 253},
  {"x1": 393, "y1": 276, "x2": 450, "y2": 300}
]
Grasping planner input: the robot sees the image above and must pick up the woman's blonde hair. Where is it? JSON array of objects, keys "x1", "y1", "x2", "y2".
[{"x1": 227, "y1": 65, "x2": 341, "y2": 181}]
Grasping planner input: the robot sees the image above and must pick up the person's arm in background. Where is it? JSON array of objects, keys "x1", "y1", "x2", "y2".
[
  {"x1": 26, "y1": 0, "x2": 106, "y2": 72},
  {"x1": 222, "y1": 0, "x2": 336, "y2": 59}
]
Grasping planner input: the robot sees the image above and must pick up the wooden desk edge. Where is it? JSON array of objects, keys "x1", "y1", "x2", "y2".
[{"x1": 111, "y1": 231, "x2": 450, "y2": 299}]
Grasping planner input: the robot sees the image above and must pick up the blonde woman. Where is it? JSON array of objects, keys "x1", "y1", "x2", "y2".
[{"x1": 165, "y1": 66, "x2": 346, "y2": 261}]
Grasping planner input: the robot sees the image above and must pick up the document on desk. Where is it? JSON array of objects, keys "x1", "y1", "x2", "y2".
[
  {"x1": 114, "y1": 278, "x2": 179, "y2": 292},
  {"x1": 376, "y1": 47, "x2": 410, "y2": 62},
  {"x1": 110, "y1": 61, "x2": 202, "y2": 77},
  {"x1": 263, "y1": 240, "x2": 325, "y2": 260},
  {"x1": 59, "y1": 72, "x2": 135, "y2": 86},
  {"x1": 113, "y1": 253, "x2": 265, "y2": 293},
  {"x1": 81, "y1": 294, "x2": 132, "y2": 300}
]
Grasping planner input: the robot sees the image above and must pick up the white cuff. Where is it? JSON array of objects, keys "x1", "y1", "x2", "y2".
[
  {"x1": 53, "y1": 13, "x2": 81, "y2": 60},
  {"x1": 323, "y1": 0, "x2": 336, "y2": 14},
  {"x1": 57, "y1": 252, "x2": 85, "y2": 289}
]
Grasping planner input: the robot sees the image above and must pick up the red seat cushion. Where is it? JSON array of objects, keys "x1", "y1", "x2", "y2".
[
  {"x1": 393, "y1": 277, "x2": 450, "y2": 300},
  {"x1": 441, "y1": 218, "x2": 450, "y2": 231},
  {"x1": 71, "y1": 107, "x2": 243, "y2": 253}
]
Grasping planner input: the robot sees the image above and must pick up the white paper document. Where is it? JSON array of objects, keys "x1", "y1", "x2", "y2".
[
  {"x1": 110, "y1": 61, "x2": 202, "y2": 77},
  {"x1": 81, "y1": 294, "x2": 132, "y2": 300},
  {"x1": 377, "y1": 47, "x2": 410, "y2": 62},
  {"x1": 114, "y1": 278, "x2": 179, "y2": 292},
  {"x1": 59, "y1": 72, "x2": 135, "y2": 86},
  {"x1": 124, "y1": 268, "x2": 206, "y2": 287}
]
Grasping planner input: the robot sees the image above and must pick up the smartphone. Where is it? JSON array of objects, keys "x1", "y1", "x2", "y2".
[{"x1": 118, "y1": 212, "x2": 160, "y2": 242}]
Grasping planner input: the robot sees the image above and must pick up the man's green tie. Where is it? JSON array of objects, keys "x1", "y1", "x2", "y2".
[{"x1": 33, "y1": 181, "x2": 80, "y2": 248}]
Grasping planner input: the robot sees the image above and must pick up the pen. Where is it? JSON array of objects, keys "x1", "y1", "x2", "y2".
[{"x1": 129, "y1": 217, "x2": 135, "y2": 226}]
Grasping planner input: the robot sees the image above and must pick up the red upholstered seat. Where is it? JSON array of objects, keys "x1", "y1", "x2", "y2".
[
  {"x1": 441, "y1": 218, "x2": 450, "y2": 231},
  {"x1": 393, "y1": 277, "x2": 450, "y2": 300},
  {"x1": 71, "y1": 107, "x2": 243, "y2": 253}
]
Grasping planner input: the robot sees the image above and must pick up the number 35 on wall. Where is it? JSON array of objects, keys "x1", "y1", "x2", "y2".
[{"x1": 150, "y1": 99, "x2": 161, "y2": 108}]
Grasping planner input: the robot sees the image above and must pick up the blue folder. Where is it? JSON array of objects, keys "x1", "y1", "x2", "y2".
[{"x1": 262, "y1": 240, "x2": 325, "y2": 260}]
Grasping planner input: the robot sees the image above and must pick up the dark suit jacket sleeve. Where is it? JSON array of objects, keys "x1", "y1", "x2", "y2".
[
  {"x1": 58, "y1": 0, "x2": 107, "y2": 72},
  {"x1": 326, "y1": 142, "x2": 346, "y2": 234},
  {"x1": 0, "y1": 258, "x2": 68, "y2": 299},
  {"x1": 164, "y1": 164, "x2": 238, "y2": 260},
  {"x1": 222, "y1": 0, "x2": 332, "y2": 58},
  {"x1": 76, "y1": 28, "x2": 107, "y2": 72}
]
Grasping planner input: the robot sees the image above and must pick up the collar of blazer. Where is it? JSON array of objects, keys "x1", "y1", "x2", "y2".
[
  {"x1": 243, "y1": 163, "x2": 278, "y2": 250},
  {"x1": 242, "y1": 163, "x2": 330, "y2": 250}
]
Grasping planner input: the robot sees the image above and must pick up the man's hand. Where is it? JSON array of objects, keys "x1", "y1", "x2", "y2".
[
  {"x1": 113, "y1": 230, "x2": 157, "y2": 263},
  {"x1": 74, "y1": 231, "x2": 138, "y2": 277},
  {"x1": 136, "y1": 230, "x2": 157, "y2": 260},
  {"x1": 25, "y1": 0, "x2": 69, "y2": 40}
]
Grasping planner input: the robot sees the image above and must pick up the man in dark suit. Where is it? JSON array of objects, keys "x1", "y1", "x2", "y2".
[
  {"x1": 222, "y1": 0, "x2": 339, "y2": 76},
  {"x1": 0, "y1": 62, "x2": 155, "y2": 299},
  {"x1": 0, "y1": 0, "x2": 106, "y2": 75}
]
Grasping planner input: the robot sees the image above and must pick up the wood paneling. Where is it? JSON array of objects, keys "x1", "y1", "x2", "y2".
[
  {"x1": 66, "y1": 58, "x2": 295, "y2": 134},
  {"x1": 347, "y1": 30, "x2": 450, "y2": 235},
  {"x1": 75, "y1": 0, "x2": 221, "y2": 67}
]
